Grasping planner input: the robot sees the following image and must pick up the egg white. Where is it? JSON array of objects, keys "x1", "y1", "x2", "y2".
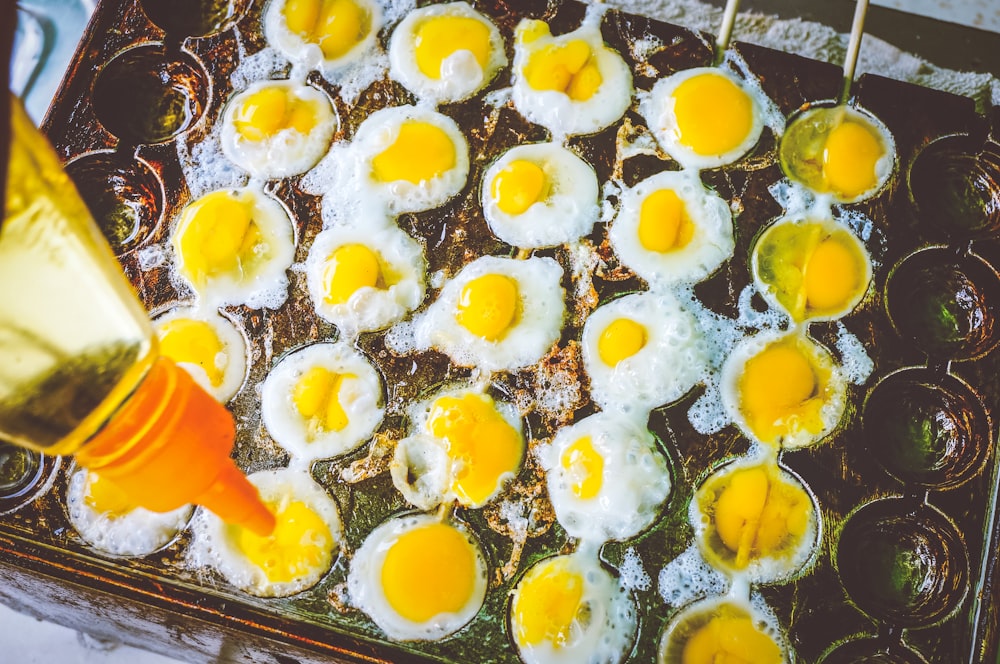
[{"x1": 263, "y1": 0, "x2": 382, "y2": 75}]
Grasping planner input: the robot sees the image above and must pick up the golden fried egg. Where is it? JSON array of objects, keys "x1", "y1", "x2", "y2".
[
  {"x1": 582, "y1": 291, "x2": 707, "y2": 414},
  {"x1": 411, "y1": 255, "x2": 566, "y2": 372},
  {"x1": 220, "y1": 79, "x2": 337, "y2": 179},
  {"x1": 264, "y1": 0, "x2": 380, "y2": 73},
  {"x1": 481, "y1": 142, "x2": 600, "y2": 249},
  {"x1": 305, "y1": 224, "x2": 427, "y2": 335},
  {"x1": 645, "y1": 67, "x2": 766, "y2": 170},
  {"x1": 388, "y1": 2, "x2": 506, "y2": 104},
  {"x1": 392, "y1": 385, "x2": 525, "y2": 509},
  {"x1": 610, "y1": 170, "x2": 734, "y2": 286},
  {"x1": 752, "y1": 216, "x2": 872, "y2": 323},
  {"x1": 66, "y1": 469, "x2": 191, "y2": 557},
  {"x1": 348, "y1": 513, "x2": 487, "y2": 641},
  {"x1": 510, "y1": 551, "x2": 637, "y2": 664},
  {"x1": 658, "y1": 597, "x2": 786, "y2": 664},
  {"x1": 189, "y1": 468, "x2": 342, "y2": 597},
  {"x1": 171, "y1": 187, "x2": 296, "y2": 308},
  {"x1": 261, "y1": 342, "x2": 384, "y2": 463},
  {"x1": 720, "y1": 331, "x2": 847, "y2": 449},
  {"x1": 542, "y1": 411, "x2": 670, "y2": 542},
  {"x1": 152, "y1": 306, "x2": 248, "y2": 402},
  {"x1": 512, "y1": 18, "x2": 633, "y2": 138}
]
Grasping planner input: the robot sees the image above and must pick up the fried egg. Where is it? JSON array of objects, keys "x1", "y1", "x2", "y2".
[
  {"x1": 658, "y1": 597, "x2": 786, "y2": 664},
  {"x1": 691, "y1": 459, "x2": 819, "y2": 583},
  {"x1": 752, "y1": 216, "x2": 872, "y2": 323},
  {"x1": 66, "y1": 468, "x2": 191, "y2": 557},
  {"x1": 388, "y1": 2, "x2": 506, "y2": 104},
  {"x1": 261, "y1": 342, "x2": 384, "y2": 463},
  {"x1": 189, "y1": 468, "x2": 342, "y2": 597},
  {"x1": 152, "y1": 306, "x2": 248, "y2": 402},
  {"x1": 220, "y1": 79, "x2": 337, "y2": 179},
  {"x1": 171, "y1": 187, "x2": 296, "y2": 309},
  {"x1": 512, "y1": 18, "x2": 633, "y2": 138},
  {"x1": 348, "y1": 513, "x2": 487, "y2": 641},
  {"x1": 392, "y1": 385, "x2": 525, "y2": 509},
  {"x1": 610, "y1": 170, "x2": 734, "y2": 286},
  {"x1": 779, "y1": 104, "x2": 895, "y2": 203},
  {"x1": 305, "y1": 224, "x2": 427, "y2": 335},
  {"x1": 481, "y1": 142, "x2": 600, "y2": 249},
  {"x1": 263, "y1": 0, "x2": 380, "y2": 73},
  {"x1": 720, "y1": 331, "x2": 847, "y2": 449},
  {"x1": 350, "y1": 104, "x2": 470, "y2": 214},
  {"x1": 510, "y1": 551, "x2": 637, "y2": 664},
  {"x1": 541, "y1": 411, "x2": 670, "y2": 542},
  {"x1": 411, "y1": 255, "x2": 566, "y2": 373},
  {"x1": 582, "y1": 290, "x2": 708, "y2": 414},
  {"x1": 645, "y1": 67, "x2": 766, "y2": 170}
]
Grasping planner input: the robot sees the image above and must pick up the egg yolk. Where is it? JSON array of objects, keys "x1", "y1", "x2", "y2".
[
  {"x1": 681, "y1": 611, "x2": 783, "y2": 664},
  {"x1": 671, "y1": 71, "x2": 754, "y2": 157},
  {"x1": 560, "y1": 435, "x2": 604, "y2": 499},
  {"x1": 415, "y1": 15, "x2": 491, "y2": 79},
  {"x1": 710, "y1": 465, "x2": 812, "y2": 569},
  {"x1": 283, "y1": 0, "x2": 370, "y2": 60},
  {"x1": 512, "y1": 556, "x2": 584, "y2": 648},
  {"x1": 371, "y1": 121, "x2": 456, "y2": 184},
  {"x1": 84, "y1": 472, "x2": 136, "y2": 518},
  {"x1": 158, "y1": 318, "x2": 227, "y2": 388},
  {"x1": 456, "y1": 273, "x2": 520, "y2": 341},
  {"x1": 822, "y1": 119, "x2": 885, "y2": 200},
  {"x1": 427, "y1": 392, "x2": 524, "y2": 506},
  {"x1": 235, "y1": 497, "x2": 333, "y2": 584},
  {"x1": 737, "y1": 337, "x2": 831, "y2": 445},
  {"x1": 491, "y1": 159, "x2": 549, "y2": 215},
  {"x1": 381, "y1": 522, "x2": 479, "y2": 623},
  {"x1": 598, "y1": 317, "x2": 647, "y2": 367},
  {"x1": 322, "y1": 243, "x2": 383, "y2": 305},
  {"x1": 234, "y1": 85, "x2": 320, "y2": 142},
  {"x1": 174, "y1": 190, "x2": 264, "y2": 288},
  {"x1": 519, "y1": 21, "x2": 602, "y2": 102},
  {"x1": 293, "y1": 366, "x2": 353, "y2": 436},
  {"x1": 639, "y1": 188, "x2": 694, "y2": 252}
]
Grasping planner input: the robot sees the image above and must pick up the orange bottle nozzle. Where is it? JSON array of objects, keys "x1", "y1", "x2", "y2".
[{"x1": 76, "y1": 357, "x2": 275, "y2": 537}]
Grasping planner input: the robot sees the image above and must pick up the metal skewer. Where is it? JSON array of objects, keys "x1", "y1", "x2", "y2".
[
  {"x1": 840, "y1": 0, "x2": 870, "y2": 104},
  {"x1": 713, "y1": 0, "x2": 742, "y2": 66}
]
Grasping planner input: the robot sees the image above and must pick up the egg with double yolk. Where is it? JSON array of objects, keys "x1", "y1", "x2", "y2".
[{"x1": 264, "y1": 0, "x2": 380, "y2": 72}]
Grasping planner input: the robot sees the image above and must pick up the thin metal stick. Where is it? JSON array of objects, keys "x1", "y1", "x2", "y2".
[
  {"x1": 840, "y1": 0, "x2": 870, "y2": 104},
  {"x1": 713, "y1": 0, "x2": 741, "y2": 65}
]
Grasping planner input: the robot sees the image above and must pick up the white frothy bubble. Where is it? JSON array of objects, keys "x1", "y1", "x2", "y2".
[{"x1": 658, "y1": 546, "x2": 729, "y2": 609}]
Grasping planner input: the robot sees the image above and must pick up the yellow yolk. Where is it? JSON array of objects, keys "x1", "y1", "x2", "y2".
[
  {"x1": 235, "y1": 498, "x2": 333, "y2": 584},
  {"x1": 492, "y1": 159, "x2": 548, "y2": 215},
  {"x1": 711, "y1": 465, "x2": 812, "y2": 569},
  {"x1": 427, "y1": 392, "x2": 524, "y2": 506},
  {"x1": 523, "y1": 36, "x2": 603, "y2": 102},
  {"x1": 175, "y1": 191, "x2": 263, "y2": 287},
  {"x1": 671, "y1": 71, "x2": 754, "y2": 157},
  {"x1": 681, "y1": 612, "x2": 783, "y2": 664},
  {"x1": 455, "y1": 273, "x2": 519, "y2": 341},
  {"x1": 598, "y1": 317, "x2": 647, "y2": 367},
  {"x1": 561, "y1": 435, "x2": 604, "y2": 499},
  {"x1": 381, "y1": 522, "x2": 479, "y2": 623},
  {"x1": 371, "y1": 121, "x2": 456, "y2": 184},
  {"x1": 158, "y1": 318, "x2": 226, "y2": 387},
  {"x1": 84, "y1": 472, "x2": 136, "y2": 518},
  {"x1": 293, "y1": 366, "x2": 352, "y2": 435},
  {"x1": 322, "y1": 243, "x2": 382, "y2": 305},
  {"x1": 822, "y1": 120, "x2": 885, "y2": 199},
  {"x1": 415, "y1": 15, "x2": 491, "y2": 79},
  {"x1": 513, "y1": 557, "x2": 584, "y2": 648},
  {"x1": 803, "y1": 236, "x2": 864, "y2": 312},
  {"x1": 638, "y1": 188, "x2": 694, "y2": 252},
  {"x1": 234, "y1": 85, "x2": 319, "y2": 142},
  {"x1": 283, "y1": 0, "x2": 370, "y2": 60}
]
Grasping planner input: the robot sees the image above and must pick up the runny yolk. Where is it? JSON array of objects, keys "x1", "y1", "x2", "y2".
[
  {"x1": 803, "y1": 235, "x2": 863, "y2": 312},
  {"x1": 513, "y1": 556, "x2": 585, "y2": 648},
  {"x1": 598, "y1": 317, "x2": 647, "y2": 368},
  {"x1": 175, "y1": 190, "x2": 263, "y2": 288},
  {"x1": 371, "y1": 121, "x2": 456, "y2": 184},
  {"x1": 322, "y1": 243, "x2": 382, "y2": 305},
  {"x1": 427, "y1": 392, "x2": 524, "y2": 506},
  {"x1": 415, "y1": 15, "x2": 491, "y2": 79},
  {"x1": 671, "y1": 70, "x2": 754, "y2": 157},
  {"x1": 455, "y1": 273, "x2": 519, "y2": 341},
  {"x1": 381, "y1": 521, "x2": 479, "y2": 622},
  {"x1": 639, "y1": 188, "x2": 695, "y2": 252},
  {"x1": 492, "y1": 159, "x2": 548, "y2": 215},
  {"x1": 521, "y1": 27, "x2": 603, "y2": 102},
  {"x1": 293, "y1": 366, "x2": 353, "y2": 436},
  {"x1": 822, "y1": 119, "x2": 884, "y2": 200},
  {"x1": 84, "y1": 472, "x2": 136, "y2": 518},
  {"x1": 235, "y1": 497, "x2": 333, "y2": 584},
  {"x1": 283, "y1": 0, "x2": 370, "y2": 60},
  {"x1": 234, "y1": 85, "x2": 319, "y2": 142},
  {"x1": 560, "y1": 435, "x2": 604, "y2": 499},
  {"x1": 157, "y1": 318, "x2": 227, "y2": 388},
  {"x1": 681, "y1": 611, "x2": 783, "y2": 664}
]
